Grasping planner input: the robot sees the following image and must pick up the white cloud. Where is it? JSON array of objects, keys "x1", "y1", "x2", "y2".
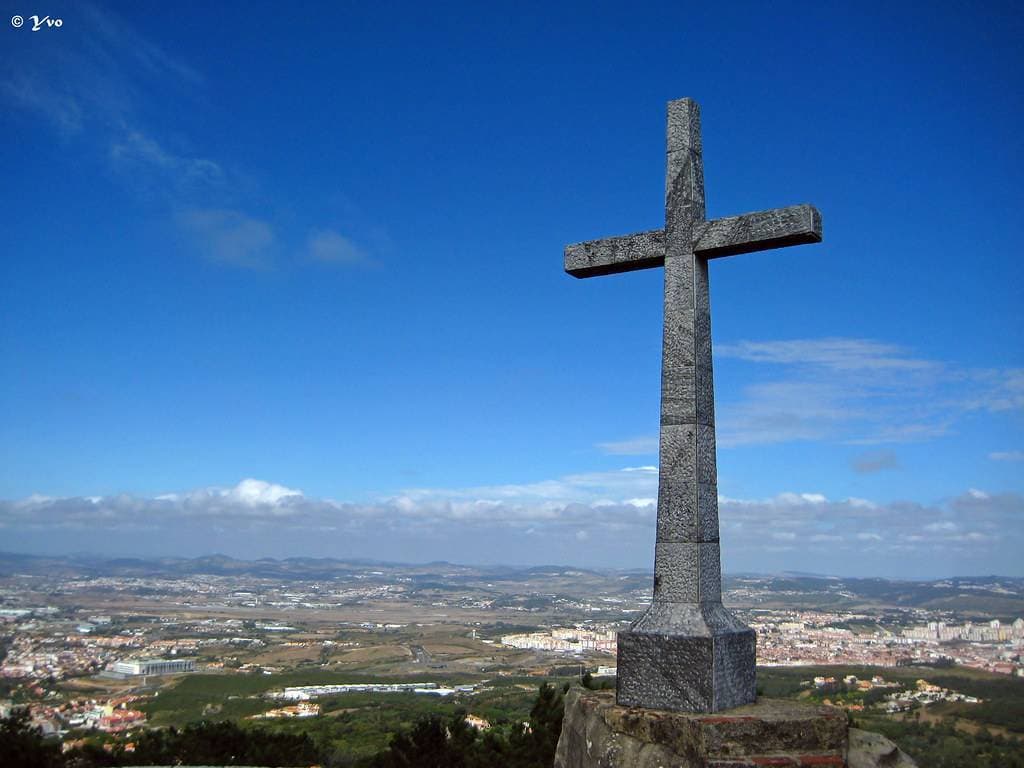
[
  {"x1": 3, "y1": 474, "x2": 1019, "y2": 569},
  {"x1": 846, "y1": 497, "x2": 877, "y2": 509},
  {"x1": 110, "y1": 131, "x2": 223, "y2": 192},
  {"x1": 227, "y1": 479, "x2": 302, "y2": 506},
  {"x1": 4, "y1": 5, "x2": 384, "y2": 276},
  {"x1": 625, "y1": 498, "x2": 656, "y2": 508},
  {"x1": 851, "y1": 450, "x2": 901, "y2": 474},
  {"x1": 990, "y1": 450, "x2": 1024, "y2": 462},
  {"x1": 710, "y1": 337, "x2": 1022, "y2": 447},
  {"x1": 716, "y1": 338, "x2": 936, "y2": 371},
  {"x1": 178, "y1": 209, "x2": 275, "y2": 268},
  {"x1": 1, "y1": 4, "x2": 192, "y2": 138},
  {"x1": 1, "y1": 76, "x2": 83, "y2": 135},
  {"x1": 308, "y1": 230, "x2": 369, "y2": 265},
  {"x1": 597, "y1": 436, "x2": 659, "y2": 455},
  {"x1": 1, "y1": 6, "x2": 288, "y2": 273},
  {"x1": 79, "y1": 3, "x2": 203, "y2": 86}
]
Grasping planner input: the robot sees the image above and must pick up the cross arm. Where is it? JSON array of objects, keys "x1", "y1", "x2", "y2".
[
  {"x1": 693, "y1": 204, "x2": 822, "y2": 259},
  {"x1": 564, "y1": 204, "x2": 821, "y2": 277},
  {"x1": 564, "y1": 229, "x2": 665, "y2": 278}
]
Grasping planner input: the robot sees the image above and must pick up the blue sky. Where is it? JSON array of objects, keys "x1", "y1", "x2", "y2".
[{"x1": 2, "y1": 2, "x2": 1022, "y2": 577}]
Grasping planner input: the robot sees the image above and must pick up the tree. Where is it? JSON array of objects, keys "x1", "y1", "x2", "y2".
[
  {"x1": 370, "y1": 711, "x2": 474, "y2": 768},
  {"x1": 0, "y1": 707, "x2": 62, "y2": 768}
]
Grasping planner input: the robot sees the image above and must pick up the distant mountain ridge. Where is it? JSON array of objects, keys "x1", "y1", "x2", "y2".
[
  {"x1": 1, "y1": 551, "x2": 1021, "y2": 616},
  {"x1": 0, "y1": 550, "x2": 1019, "y2": 583}
]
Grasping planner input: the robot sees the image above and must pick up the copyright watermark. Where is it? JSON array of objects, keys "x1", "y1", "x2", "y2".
[{"x1": 11, "y1": 13, "x2": 63, "y2": 30}]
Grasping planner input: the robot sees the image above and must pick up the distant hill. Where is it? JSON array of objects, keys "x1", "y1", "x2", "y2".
[{"x1": 1, "y1": 551, "x2": 1021, "y2": 617}]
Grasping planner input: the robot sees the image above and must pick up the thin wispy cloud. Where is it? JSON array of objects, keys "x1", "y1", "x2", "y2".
[
  {"x1": 596, "y1": 337, "x2": 1021, "y2": 452},
  {"x1": 717, "y1": 338, "x2": 1017, "y2": 448},
  {"x1": 110, "y1": 131, "x2": 224, "y2": 197},
  {"x1": 178, "y1": 209, "x2": 275, "y2": 269},
  {"x1": 851, "y1": 450, "x2": 901, "y2": 474},
  {"x1": 990, "y1": 450, "x2": 1024, "y2": 462},
  {"x1": 1, "y1": 75, "x2": 85, "y2": 135},
  {"x1": 78, "y1": 2, "x2": 204, "y2": 86},
  {"x1": 2, "y1": 3, "x2": 357, "y2": 272},
  {"x1": 716, "y1": 338, "x2": 938, "y2": 371},
  {"x1": 307, "y1": 229, "x2": 370, "y2": 265},
  {"x1": 596, "y1": 436, "x2": 659, "y2": 456},
  {"x1": 2, "y1": 3, "x2": 195, "y2": 137}
]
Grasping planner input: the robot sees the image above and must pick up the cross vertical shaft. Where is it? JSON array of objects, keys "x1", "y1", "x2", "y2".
[{"x1": 654, "y1": 99, "x2": 722, "y2": 606}]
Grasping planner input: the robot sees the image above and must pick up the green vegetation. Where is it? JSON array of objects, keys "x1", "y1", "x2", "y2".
[
  {"x1": 757, "y1": 664, "x2": 1024, "y2": 733},
  {"x1": 366, "y1": 682, "x2": 565, "y2": 768},
  {"x1": 917, "y1": 673, "x2": 1024, "y2": 732},
  {"x1": 140, "y1": 670, "x2": 479, "y2": 726},
  {"x1": 116, "y1": 721, "x2": 318, "y2": 766},
  {"x1": 757, "y1": 665, "x2": 1024, "y2": 766},
  {"x1": 8, "y1": 664, "x2": 1024, "y2": 766},
  {"x1": 1, "y1": 708, "x2": 62, "y2": 768},
  {"x1": 853, "y1": 715, "x2": 1024, "y2": 768},
  {"x1": 242, "y1": 679, "x2": 548, "y2": 761},
  {"x1": 1, "y1": 682, "x2": 567, "y2": 767}
]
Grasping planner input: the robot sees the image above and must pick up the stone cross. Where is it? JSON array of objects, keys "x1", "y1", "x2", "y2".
[{"x1": 564, "y1": 98, "x2": 822, "y2": 712}]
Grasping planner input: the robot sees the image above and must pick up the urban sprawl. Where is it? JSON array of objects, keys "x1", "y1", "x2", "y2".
[{"x1": 1, "y1": 565, "x2": 1021, "y2": 745}]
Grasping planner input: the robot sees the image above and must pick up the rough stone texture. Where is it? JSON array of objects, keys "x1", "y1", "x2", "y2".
[
  {"x1": 554, "y1": 689, "x2": 917, "y2": 768},
  {"x1": 694, "y1": 204, "x2": 822, "y2": 259},
  {"x1": 618, "y1": 609, "x2": 755, "y2": 712},
  {"x1": 847, "y1": 729, "x2": 918, "y2": 768},
  {"x1": 563, "y1": 97, "x2": 823, "y2": 712},
  {"x1": 657, "y1": 478, "x2": 698, "y2": 542},
  {"x1": 565, "y1": 229, "x2": 665, "y2": 278},
  {"x1": 565, "y1": 201, "x2": 822, "y2": 278},
  {"x1": 554, "y1": 688, "x2": 855, "y2": 768}
]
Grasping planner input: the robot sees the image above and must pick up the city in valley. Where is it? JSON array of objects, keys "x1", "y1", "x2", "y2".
[{"x1": 1, "y1": 552, "x2": 1022, "y2": 759}]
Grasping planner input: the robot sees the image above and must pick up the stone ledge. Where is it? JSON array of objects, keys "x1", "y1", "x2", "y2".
[{"x1": 554, "y1": 688, "x2": 917, "y2": 768}]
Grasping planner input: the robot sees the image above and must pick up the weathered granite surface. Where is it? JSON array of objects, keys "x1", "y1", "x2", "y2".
[
  {"x1": 847, "y1": 729, "x2": 918, "y2": 768},
  {"x1": 563, "y1": 97, "x2": 823, "y2": 712},
  {"x1": 554, "y1": 688, "x2": 917, "y2": 768}
]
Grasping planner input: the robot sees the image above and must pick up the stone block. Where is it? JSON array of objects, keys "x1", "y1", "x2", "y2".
[
  {"x1": 697, "y1": 424, "x2": 717, "y2": 484},
  {"x1": 554, "y1": 688, "x2": 886, "y2": 768},
  {"x1": 712, "y1": 624, "x2": 755, "y2": 705},
  {"x1": 696, "y1": 364, "x2": 715, "y2": 425},
  {"x1": 617, "y1": 614, "x2": 755, "y2": 711},
  {"x1": 663, "y1": 250, "x2": 695, "y2": 305},
  {"x1": 654, "y1": 543, "x2": 699, "y2": 602},
  {"x1": 697, "y1": 483, "x2": 719, "y2": 542},
  {"x1": 667, "y1": 98, "x2": 702, "y2": 155},
  {"x1": 699, "y1": 542, "x2": 723, "y2": 602},
  {"x1": 617, "y1": 628, "x2": 713, "y2": 711},
  {"x1": 666, "y1": 150, "x2": 706, "y2": 230},
  {"x1": 662, "y1": 377, "x2": 696, "y2": 422},
  {"x1": 659, "y1": 424, "x2": 697, "y2": 482},
  {"x1": 657, "y1": 478, "x2": 698, "y2": 542}
]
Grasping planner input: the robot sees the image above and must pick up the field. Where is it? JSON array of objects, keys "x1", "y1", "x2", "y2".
[{"x1": 137, "y1": 670, "x2": 567, "y2": 761}]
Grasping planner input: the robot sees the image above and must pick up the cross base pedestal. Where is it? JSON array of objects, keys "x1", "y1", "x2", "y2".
[
  {"x1": 554, "y1": 688, "x2": 869, "y2": 768},
  {"x1": 616, "y1": 602, "x2": 756, "y2": 712}
]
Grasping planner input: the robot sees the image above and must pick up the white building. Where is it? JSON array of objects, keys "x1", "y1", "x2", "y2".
[{"x1": 111, "y1": 658, "x2": 195, "y2": 676}]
